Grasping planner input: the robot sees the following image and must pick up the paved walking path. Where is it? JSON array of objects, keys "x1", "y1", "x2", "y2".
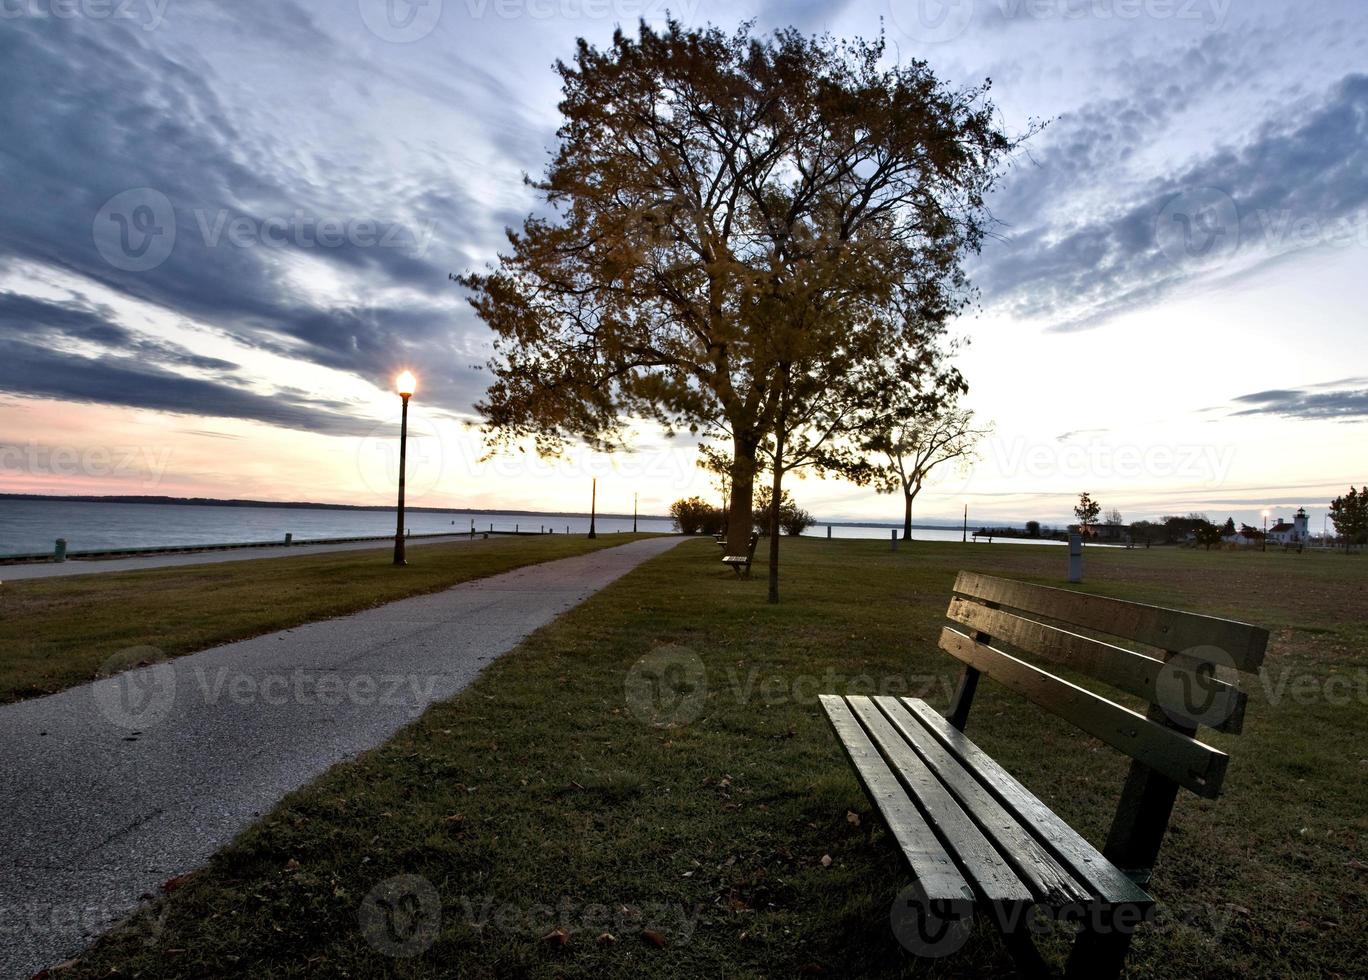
[
  {"x1": 0, "y1": 533, "x2": 486, "y2": 581},
  {"x1": 0, "y1": 536, "x2": 683, "y2": 978}
]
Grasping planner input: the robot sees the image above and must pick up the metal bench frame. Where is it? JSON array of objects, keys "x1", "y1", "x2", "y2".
[{"x1": 822, "y1": 571, "x2": 1269, "y2": 977}]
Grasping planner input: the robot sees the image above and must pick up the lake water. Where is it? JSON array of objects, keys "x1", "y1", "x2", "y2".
[{"x1": 0, "y1": 499, "x2": 1062, "y2": 556}]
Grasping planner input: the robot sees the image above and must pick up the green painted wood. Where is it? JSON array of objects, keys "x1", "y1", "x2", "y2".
[
  {"x1": 846, "y1": 696, "x2": 1034, "y2": 909},
  {"x1": 952, "y1": 572, "x2": 1269, "y2": 673},
  {"x1": 898, "y1": 698, "x2": 1153, "y2": 909},
  {"x1": 946, "y1": 598, "x2": 1248, "y2": 734},
  {"x1": 819, "y1": 695, "x2": 974, "y2": 904},
  {"x1": 869, "y1": 696, "x2": 1095, "y2": 908},
  {"x1": 937, "y1": 627, "x2": 1228, "y2": 798}
]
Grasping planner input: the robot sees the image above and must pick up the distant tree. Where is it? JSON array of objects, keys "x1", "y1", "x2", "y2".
[
  {"x1": 1105, "y1": 508, "x2": 1124, "y2": 526},
  {"x1": 670, "y1": 497, "x2": 722, "y2": 536},
  {"x1": 1075, "y1": 493, "x2": 1101, "y2": 535},
  {"x1": 753, "y1": 487, "x2": 812, "y2": 537},
  {"x1": 781, "y1": 505, "x2": 816, "y2": 537},
  {"x1": 1129, "y1": 519, "x2": 1156, "y2": 548},
  {"x1": 1025, "y1": 520, "x2": 1041, "y2": 538},
  {"x1": 869, "y1": 393, "x2": 989, "y2": 541},
  {"x1": 1194, "y1": 521, "x2": 1223, "y2": 551},
  {"x1": 1329, "y1": 487, "x2": 1368, "y2": 551},
  {"x1": 1222, "y1": 517, "x2": 1236, "y2": 536}
]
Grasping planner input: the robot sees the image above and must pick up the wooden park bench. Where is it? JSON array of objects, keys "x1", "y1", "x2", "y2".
[
  {"x1": 820, "y1": 571, "x2": 1268, "y2": 977},
  {"x1": 721, "y1": 532, "x2": 760, "y2": 577}
]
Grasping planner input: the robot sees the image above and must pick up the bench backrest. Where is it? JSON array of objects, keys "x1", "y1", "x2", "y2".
[{"x1": 939, "y1": 572, "x2": 1268, "y2": 800}]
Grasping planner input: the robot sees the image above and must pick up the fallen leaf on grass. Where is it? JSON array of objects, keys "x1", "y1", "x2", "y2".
[
  {"x1": 596, "y1": 932, "x2": 617, "y2": 946},
  {"x1": 820, "y1": 854, "x2": 833, "y2": 867},
  {"x1": 542, "y1": 928, "x2": 570, "y2": 947},
  {"x1": 162, "y1": 873, "x2": 194, "y2": 894},
  {"x1": 284, "y1": 858, "x2": 300, "y2": 871},
  {"x1": 641, "y1": 929, "x2": 667, "y2": 948},
  {"x1": 846, "y1": 811, "x2": 861, "y2": 827}
]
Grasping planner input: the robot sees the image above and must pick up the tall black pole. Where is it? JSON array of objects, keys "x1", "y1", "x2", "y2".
[
  {"x1": 633, "y1": 492, "x2": 638, "y2": 533},
  {"x1": 962, "y1": 503, "x2": 968, "y2": 543},
  {"x1": 588, "y1": 478, "x2": 597, "y2": 538},
  {"x1": 393, "y1": 392, "x2": 410, "y2": 566}
]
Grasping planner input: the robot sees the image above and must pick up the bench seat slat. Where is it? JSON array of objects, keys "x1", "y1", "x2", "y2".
[
  {"x1": 868, "y1": 696, "x2": 1096, "y2": 908},
  {"x1": 819, "y1": 695, "x2": 973, "y2": 905},
  {"x1": 898, "y1": 697, "x2": 1154, "y2": 909},
  {"x1": 947, "y1": 598, "x2": 1248, "y2": 734},
  {"x1": 938, "y1": 627, "x2": 1229, "y2": 798},
  {"x1": 846, "y1": 697, "x2": 1033, "y2": 909}
]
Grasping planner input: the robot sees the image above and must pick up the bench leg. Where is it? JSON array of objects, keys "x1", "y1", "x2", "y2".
[
  {"x1": 1065, "y1": 926, "x2": 1132, "y2": 980},
  {"x1": 1002, "y1": 924, "x2": 1051, "y2": 978}
]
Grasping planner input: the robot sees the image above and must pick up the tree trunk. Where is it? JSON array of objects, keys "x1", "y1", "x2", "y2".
[
  {"x1": 726, "y1": 433, "x2": 757, "y2": 555},
  {"x1": 767, "y1": 431, "x2": 784, "y2": 605},
  {"x1": 903, "y1": 491, "x2": 913, "y2": 541}
]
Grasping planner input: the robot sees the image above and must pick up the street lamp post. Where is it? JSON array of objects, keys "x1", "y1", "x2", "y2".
[
  {"x1": 1261, "y1": 509, "x2": 1269, "y2": 553},
  {"x1": 633, "y1": 492, "x2": 638, "y2": 533},
  {"x1": 588, "y1": 478, "x2": 597, "y2": 538},
  {"x1": 393, "y1": 371, "x2": 416, "y2": 566},
  {"x1": 962, "y1": 503, "x2": 968, "y2": 543}
]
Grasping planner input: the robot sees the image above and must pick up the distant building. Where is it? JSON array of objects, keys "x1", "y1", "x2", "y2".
[{"x1": 1267, "y1": 508, "x2": 1310, "y2": 545}]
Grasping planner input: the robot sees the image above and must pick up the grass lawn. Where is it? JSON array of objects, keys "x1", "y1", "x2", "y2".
[
  {"x1": 62, "y1": 538, "x2": 1367, "y2": 978},
  {"x1": 0, "y1": 533, "x2": 652, "y2": 704}
]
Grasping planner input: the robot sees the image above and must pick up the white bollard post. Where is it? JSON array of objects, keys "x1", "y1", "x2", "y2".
[{"x1": 1068, "y1": 526, "x2": 1084, "y2": 583}]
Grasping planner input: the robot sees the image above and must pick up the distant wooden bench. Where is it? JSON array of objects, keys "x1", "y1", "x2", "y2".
[
  {"x1": 721, "y1": 532, "x2": 760, "y2": 577},
  {"x1": 821, "y1": 571, "x2": 1268, "y2": 977}
]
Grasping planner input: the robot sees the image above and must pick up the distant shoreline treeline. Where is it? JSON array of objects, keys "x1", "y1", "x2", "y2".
[{"x1": 0, "y1": 493, "x2": 988, "y2": 532}]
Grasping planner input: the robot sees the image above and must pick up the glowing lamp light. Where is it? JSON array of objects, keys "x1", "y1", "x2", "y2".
[{"x1": 396, "y1": 370, "x2": 417, "y2": 397}]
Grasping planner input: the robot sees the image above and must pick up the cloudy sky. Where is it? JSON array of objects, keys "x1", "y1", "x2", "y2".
[{"x1": 0, "y1": 0, "x2": 1364, "y2": 527}]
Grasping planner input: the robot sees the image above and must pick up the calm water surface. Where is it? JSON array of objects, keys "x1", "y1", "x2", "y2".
[{"x1": 0, "y1": 499, "x2": 1064, "y2": 555}]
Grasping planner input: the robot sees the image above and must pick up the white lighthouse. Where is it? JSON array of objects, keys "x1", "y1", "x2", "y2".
[{"x1": 1293, "y1": 507, "x2": 1309, "y2": 541}]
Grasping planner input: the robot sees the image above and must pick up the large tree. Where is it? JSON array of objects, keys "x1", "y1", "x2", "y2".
[
  {"x1": 459, "y1": 21, "x2": 1016, "y2": 558},
  {"x1": 1329, "y1": 486, "x2": 1367, "y2": 551}
]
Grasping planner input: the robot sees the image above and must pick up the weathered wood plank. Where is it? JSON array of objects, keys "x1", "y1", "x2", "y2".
[
  {"x1": 819, "y1": 695, "x2": 974, "y2": 904},
  {"x1": 951, "y1": 572, "x2": 1269, "y2": 673},
  {"x1": 937, "y1": 628, "x2": 1229, "y2": 798},
  {"x1": 868, "y1": 696, "x2": 1095, "y2": 908},
  {"x1": 847, "y1": 696, "x2": 1034, "y2": 909},
  {"x1": 946, "y1": 598, "x2": 1248, "y2": 734},
  {"x1": 899, "y1": 698, "x2": 1154, "y2": 909}
]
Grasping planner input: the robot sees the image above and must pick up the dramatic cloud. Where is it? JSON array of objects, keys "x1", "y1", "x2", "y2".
[{"x1": 1230, "y1": 379, "x2": 1368, "y2": 422}]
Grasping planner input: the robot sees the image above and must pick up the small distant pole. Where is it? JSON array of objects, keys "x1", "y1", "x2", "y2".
[
  {"x1": 1068, "y1": 525, "x2": 1083, "y2": 583},
  {"x1": 633, "y1": 492, "x2": 638, "y2": 533},
  {"x1": 54, "y1": 538, "x2": 67, "y2": 563},
  {"x1": 962, "y1": 503, "x2": 968, "y2": 543},
  {"x1": 588, "y1": 478, "x2": 598, "y2": 538},
  {"x1": 826, "y1": 525, "x2": 831, "y2": 539},
  {"x1": 891, "y1": 529, "x2": 898, "y2": 552},
  {"x1": 284, "y1": 532, "x2": 292, "y2": 546}
]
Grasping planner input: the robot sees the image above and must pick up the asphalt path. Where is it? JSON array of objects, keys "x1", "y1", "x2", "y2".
[{"x1": 0, "y1": 535, "x2": 684, "y2": 977}]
